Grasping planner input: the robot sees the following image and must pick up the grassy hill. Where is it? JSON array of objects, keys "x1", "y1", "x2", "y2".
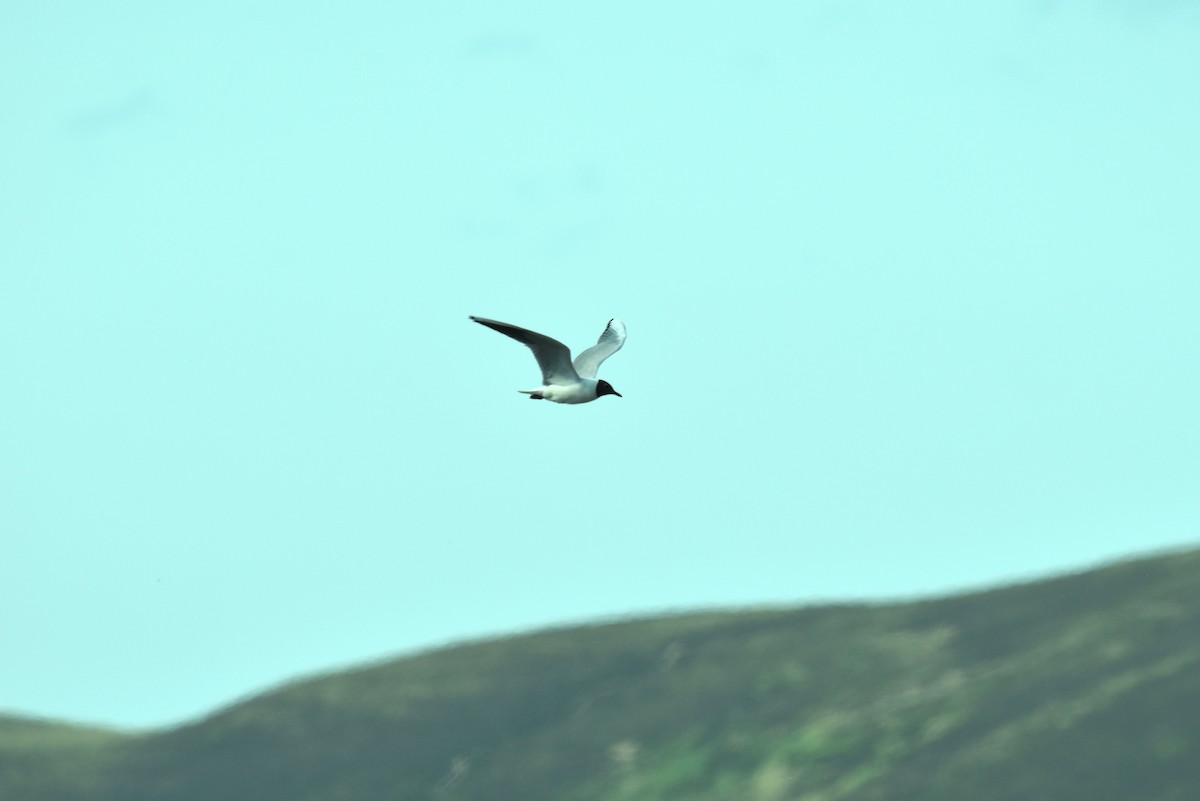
[
  {"x1": 0, "y1": 716, "x2": 125, "y2": 801},
  {"x1": 4, "y1": 547, "x2": 1199, "y2": 801}
]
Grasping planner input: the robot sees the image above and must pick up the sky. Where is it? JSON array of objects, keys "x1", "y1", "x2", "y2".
[{"x1": 2, "y1": 1, "x2": 1198, "y2": 729}]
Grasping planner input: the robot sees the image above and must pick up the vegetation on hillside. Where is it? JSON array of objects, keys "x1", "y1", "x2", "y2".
[
  {"x1": 0, "y1": 716, "x2": 125, "y2": 801},
  {"x1": 3, "y1": 547, "x2": 1198, "y2": 801}
]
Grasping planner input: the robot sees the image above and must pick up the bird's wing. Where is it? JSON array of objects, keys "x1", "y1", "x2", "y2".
[
  {"x1": 571, "y1": 318, "x2": 626, "y2": 378},
  {"x1": 470, "y1": 316, "x2": 579, "y2": 384}
]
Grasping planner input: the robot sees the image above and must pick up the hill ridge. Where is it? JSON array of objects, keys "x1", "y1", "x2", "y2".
[{"x1": 3, "y1": 545, "x2": 1198, "y2": 801}]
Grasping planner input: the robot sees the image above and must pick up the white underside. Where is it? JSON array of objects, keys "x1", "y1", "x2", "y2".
[{"x1": 520, "y1": 378, "x2": 600, "y2": 404}]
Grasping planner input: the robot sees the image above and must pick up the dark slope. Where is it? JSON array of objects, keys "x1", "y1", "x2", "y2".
[
  {"x1": 4, "y1": 547, "x2": 1198, "y2": 801},
  {"x1": 0, "y1": 716, "x2": 127, "y2": 801}
]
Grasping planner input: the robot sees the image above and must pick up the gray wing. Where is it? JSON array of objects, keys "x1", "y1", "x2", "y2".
[
  {"x1": 572, "y1": 318, "x2": 626, "y2": 379},
  {"x1": 470, "y1": 316, "x2": 579, "y2": 384}
]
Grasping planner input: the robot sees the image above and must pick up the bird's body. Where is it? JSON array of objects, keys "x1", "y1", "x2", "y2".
[
  {"x1": 469, "y1": 316, "x2": 626, "y2": 404},
  {"x1": 519, "y1": 377, "x2": 604, "y2": 404}
]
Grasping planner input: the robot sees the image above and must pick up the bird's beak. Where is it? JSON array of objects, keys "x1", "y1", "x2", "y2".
[{"x1": 613, "y1": 390, "x2": 622, "y2": 398}]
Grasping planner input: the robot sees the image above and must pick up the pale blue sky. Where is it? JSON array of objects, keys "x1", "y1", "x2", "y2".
[{"x1": 2, "y1": 1, "x2": 1198, "y2": 728}]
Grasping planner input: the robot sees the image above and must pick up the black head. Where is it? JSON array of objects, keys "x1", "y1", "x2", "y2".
[{"x1": 596, "y1": 379, "x2": 622, "y2": 398}]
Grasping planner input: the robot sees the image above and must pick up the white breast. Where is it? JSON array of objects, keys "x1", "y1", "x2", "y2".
[{"x1": 542, "y1": 378, "x2": 599, "y2": 404}]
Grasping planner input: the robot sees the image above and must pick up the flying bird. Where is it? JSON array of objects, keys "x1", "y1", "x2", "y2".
[{"x1": 469, "y1": 316, "x2": 626, "y2": 403}]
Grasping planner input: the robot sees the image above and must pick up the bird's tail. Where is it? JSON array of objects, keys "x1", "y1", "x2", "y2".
[{"x1": 518, "y1": 390, "x2": 545, "y2": 400}]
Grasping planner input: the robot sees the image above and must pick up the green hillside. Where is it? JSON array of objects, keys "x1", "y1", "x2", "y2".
[
  {"x1": 5, "y1": 547, "x2": 1199, "y2": 801},
  {"x1": 0, "y1": 716, "x2": 125, "y2": 801}
]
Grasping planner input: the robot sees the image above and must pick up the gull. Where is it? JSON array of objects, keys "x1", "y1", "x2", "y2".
[{"x1": 469, "y1": 316, "x2": 626, "y2": 403}]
